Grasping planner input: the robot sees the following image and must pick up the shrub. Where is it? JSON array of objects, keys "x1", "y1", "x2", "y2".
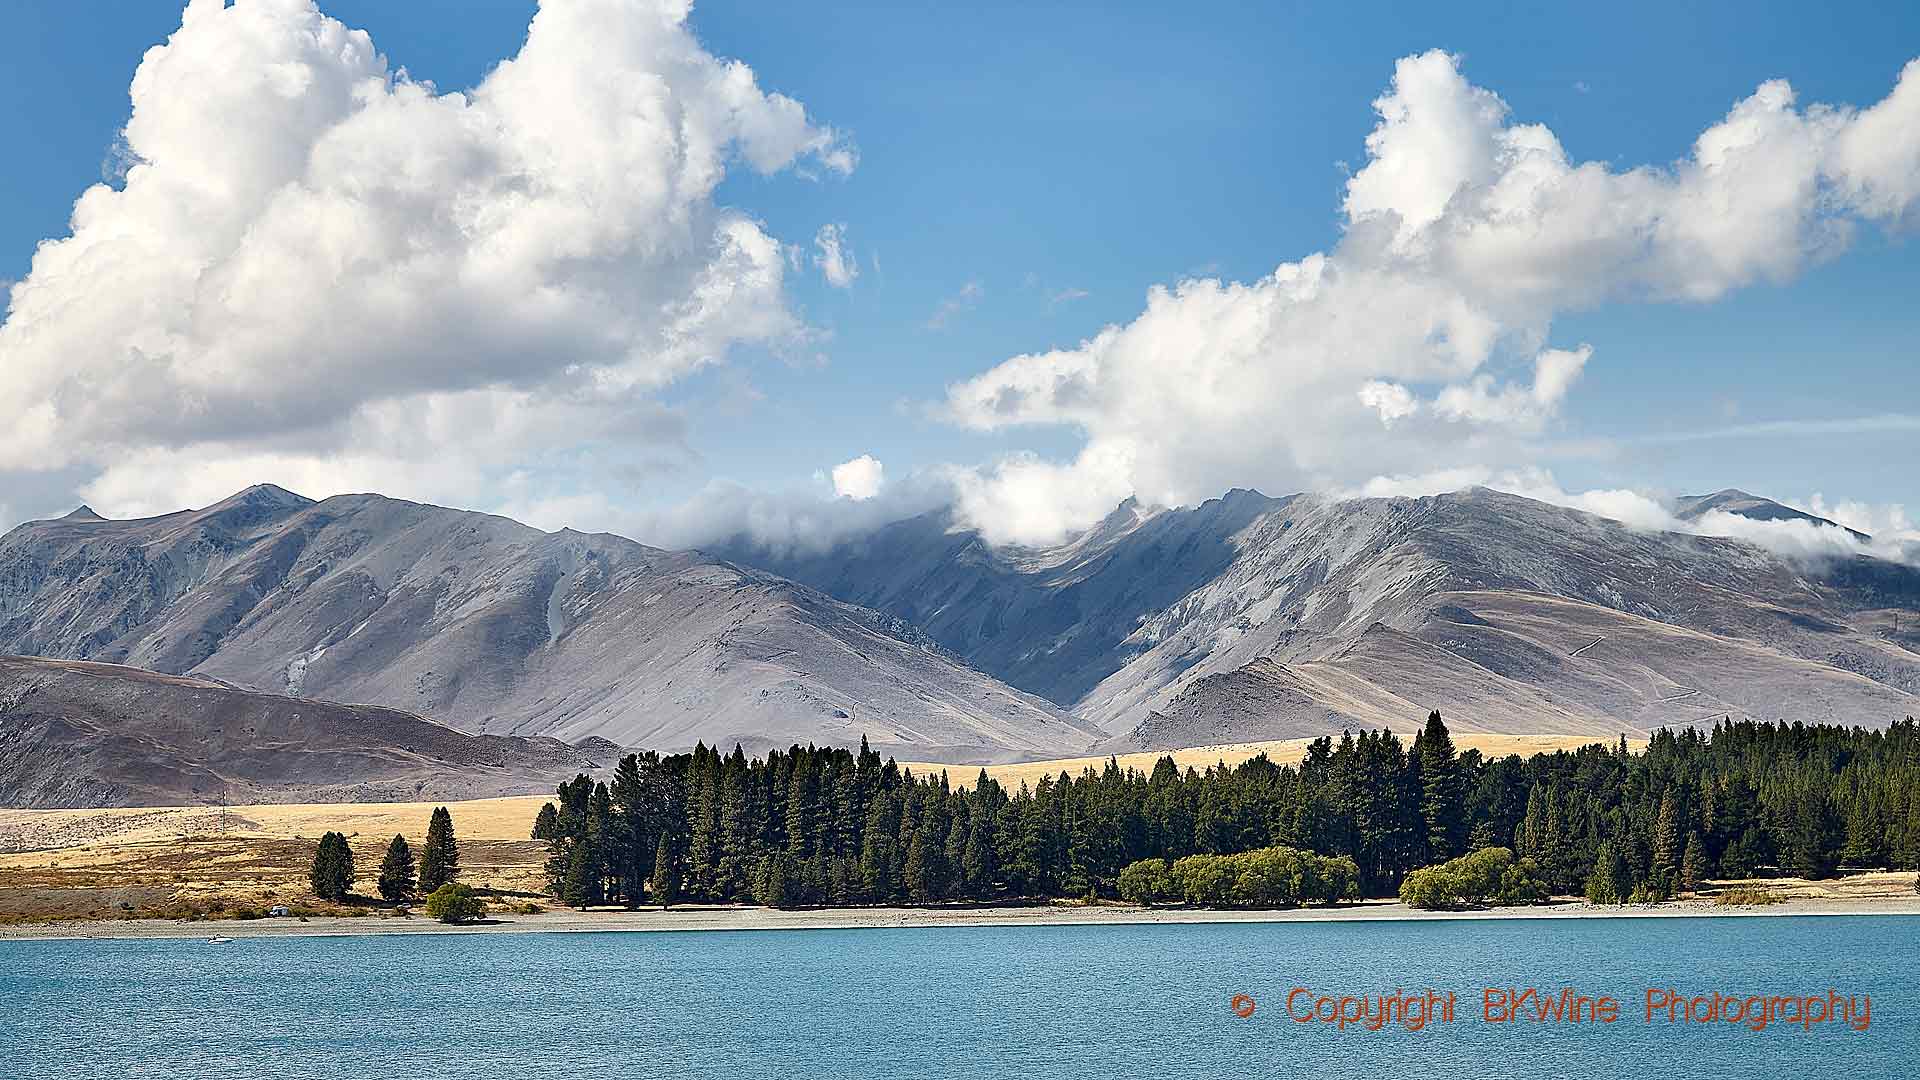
[
  {"x1": 1320, "y1": 856, "x2": 1362, "y2": 905},
  {"x1": 1399, "y1": 868, "x2": 1465, "y2": 911},
  {"x1": 1498, "y1": 860, "x2": 1551, "y2": 905},
  {"x1": 1713, "y1": 887, "x2": 1783, "y2": 907},
  {"x1": 424, "y1": 882, "x2": 487, "y2": 925},
  {"x1": 1172, "y1": 854, "x2": 1236, "y2": 907},
  {"x1": 1161, "y1": 846, "x2": 1357, "y2": 909},
  {"x1": 1400, "y1": 848, "x2": 1548, "y2": 910},
  {"x1": 1232, "y1": 846, "x2": 1305, "y2": 907},
  {"x1": 1116, "y1": 858, "x2": 1177, "y2": 906}
]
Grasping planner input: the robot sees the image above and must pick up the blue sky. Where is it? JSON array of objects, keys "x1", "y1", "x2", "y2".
[{"x1": 1, "y1": 1, "x2": 1916, "y2": 547}]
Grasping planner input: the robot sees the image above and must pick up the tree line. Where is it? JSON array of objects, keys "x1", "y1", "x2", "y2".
[{"x1": 532, "y1": 713, "x2": 1920, "y2": 910}]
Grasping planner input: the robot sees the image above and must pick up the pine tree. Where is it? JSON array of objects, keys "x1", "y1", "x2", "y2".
[
  {"x1": 587, "y1": 781, "x2": 613, "y2": 902},
  {"x1": 377, "y1": 834, "x2": 417, "y2": 901},
  {"x1": 1418, "y1": 711, "x2": 1462, "y2": 861},
  {"x1": 419, "y1": 806, "x2": 460, "y2": 893},
  {"x1": 563, "y1": 842, "x2": 600, "y2": 909},
  {"x1": 685, "y1": 748, "x2": 722, "y2": 901},
  {"x1": 1651, "y1": 789, "x2": 1681, "y2": 893},
  {"x1": 1585, "y1": 840, "x2": 1630, "y2": 905},
  {"x1": 715, "y1": 753, "x2": 755, "y2": 901},
  {"x1": 1840, "y1": 794, "x2": 1883, "y2": 869},
  {"x1": 309, "y1": 832, "x2": 355, "y2": 901},
  {"x1": 1467, "y1": 819, "x2": 1499, "y2": 852},
  {"x1": 757, "y1": 852, "x2": 792, "y2": 908},
  {"x1": 962, "y1": 806, "x2": 996, "y2": 899},
  {"x1": 607, "y1": 754, "x2": 647, "y2": 905},
  {"x1": 904, "y1": 795, "x2": 951, "y2": 904},
  {"x1": 531, "y1": 803, "x2": 559, "y2": 841},
  {"x1": 1785, "y1": 787, "x2": 1840, "y2": 880},
  {"x1": 859, "y1": 793, "x2": 899, "y2": 903},
  {"x1": 511, "y1": 717, "x2": 1920, "y2": 912},
  {"x1": 649, "y1": 833, "x2": 681, "y2": 907},
  {"x1": 1681, "y1": 831, "x2": 1705, "y2": 896}
]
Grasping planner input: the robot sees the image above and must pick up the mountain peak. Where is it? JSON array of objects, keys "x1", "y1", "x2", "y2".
[
  {"x1": 1674, "y1": 488, "x2": 1868, "y2": 541},
  {"x1": 207, "y1": 484, "x2": 314, "y2": 512},
  {"x1": 60, "y1": 505, "x2": 105, "y2": 522}
]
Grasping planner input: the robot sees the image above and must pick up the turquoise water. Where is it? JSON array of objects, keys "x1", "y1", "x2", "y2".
[{"x1": 1, "y1": 916, "x2": 1912, "y2": 1078}]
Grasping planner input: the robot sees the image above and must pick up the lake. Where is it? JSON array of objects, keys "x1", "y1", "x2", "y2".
[{"x1": 2, "y1": 915, "x2": 1912, "y2": 1078}]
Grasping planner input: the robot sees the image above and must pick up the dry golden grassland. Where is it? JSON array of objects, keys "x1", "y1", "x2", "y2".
[
  {"x1": 904, "y1": 732, "x2": 1647, "y2": 792},
  {"x1": 0, "y1": 797, "x2": 551, "y2": 924}
]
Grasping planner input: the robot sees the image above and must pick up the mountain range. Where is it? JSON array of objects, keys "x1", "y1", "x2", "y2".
[
  {"x1": 2, "y1": 482, "x2": 1916, "y2": 807},
  {"x1": 729, "y1": 487, "x2": 1920, "y2": 749},
  {"x1": 0, "y1": 486, "x2": 1094, "y2": 765}
]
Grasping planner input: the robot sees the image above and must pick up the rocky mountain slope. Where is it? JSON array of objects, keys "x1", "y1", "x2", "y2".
[
  {"x1": 724, "y1": 489, "x2": 1284, "y2": 705},
  {"x1": 0, "y1": 487, "x2": 1097, "y2": 763},
  {"x1": 0, "y1": 655, "x2": 613, "y2": 807},
  {"x1": 731, "y1": 488, "x2": 1920, "y2": 748}
]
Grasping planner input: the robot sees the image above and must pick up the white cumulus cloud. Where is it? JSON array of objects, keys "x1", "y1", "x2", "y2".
[
  {"x1": 830, "y1": 454, "x2": 885, "y2": 500},
  {"x1": 941, "y1": 51, "x2": 1920, "y2": 545},
  {"x1": 0, "y1": 0, "x2": 851, "y2": 519}
]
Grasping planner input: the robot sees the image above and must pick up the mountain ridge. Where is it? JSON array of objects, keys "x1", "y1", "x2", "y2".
[
  {"x1": 0, "y1": 653, "x2": 613, "y2": 808},
  {"x1": 727, "y1": 485, "x2": 1920, "y2": 748},
  {"x1": 7, "y1": 480, "x2": 1914, "y2": 778},
  {"x1": 0, "y1": 488, "x2": 1098, "y2": 763}
]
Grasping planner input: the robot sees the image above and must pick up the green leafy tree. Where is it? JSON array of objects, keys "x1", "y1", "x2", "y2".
[
  {"x1": 1400, "y1": 848, "x2": 1545, "y2": 910},
  {"x1": 377, "y1": 834, "x2": 417, "y2": 901},
  {"x1": 1116, "y1": 858, "x2": 1176, "y2": 906},
  {"x1": 425, "y1": 882, "x2": 486, "y2": 924},
  {"x1": 419, "y1": 806, "x2": 460, "y2": 893}
]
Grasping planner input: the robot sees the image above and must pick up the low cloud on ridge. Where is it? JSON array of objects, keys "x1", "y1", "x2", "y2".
[{"x1": 1359, "y1": 466, "x2": 1920, "y2": 567}]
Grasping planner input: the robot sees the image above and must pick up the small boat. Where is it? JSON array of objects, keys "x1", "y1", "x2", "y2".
[{"x1": 206, "y1": 936, "x2": 234, "y2": 944}]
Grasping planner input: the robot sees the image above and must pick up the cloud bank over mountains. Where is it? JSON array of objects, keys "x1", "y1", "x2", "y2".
[
  {"x1": 0, "y1": 0, "x2": 850, "y2": 518},
  {"x1": 942, "y1": 50, "x2": 1920, "y2": 545}
]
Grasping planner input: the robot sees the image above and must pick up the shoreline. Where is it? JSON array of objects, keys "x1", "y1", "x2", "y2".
[{"x1": 6, "y1": 895, "x2": 1919, "y2": 943}]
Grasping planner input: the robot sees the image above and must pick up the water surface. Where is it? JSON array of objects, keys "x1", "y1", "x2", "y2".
[{"x1": 2, "y1": 915, "x2": 1911, "y2": 1078}]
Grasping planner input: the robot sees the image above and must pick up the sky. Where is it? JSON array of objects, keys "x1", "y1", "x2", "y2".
[{"x1": 1, "y1": 0, "x2": 1916, "y2": 554}]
